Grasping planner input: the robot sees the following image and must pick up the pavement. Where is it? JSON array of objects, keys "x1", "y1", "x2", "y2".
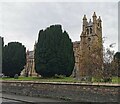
[
  {"x1": 2, "y1": 98, "x2": 21, "y2": 103},
  {"x1": 2, "y1": 93, "x2": 67, "y2": 103}
]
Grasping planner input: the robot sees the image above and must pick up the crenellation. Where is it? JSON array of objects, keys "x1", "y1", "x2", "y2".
[{"x1": 73, "y1": 12, "x2": 103, "y2": 79}]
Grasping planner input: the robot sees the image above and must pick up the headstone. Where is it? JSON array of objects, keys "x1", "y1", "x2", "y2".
[{"x1": 14, "y1": 74, "x2": 19, "y2": 79}]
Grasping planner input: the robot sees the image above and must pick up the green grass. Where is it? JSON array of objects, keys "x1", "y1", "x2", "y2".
[
  {"x1": 1, "y1": 76, "x2": 120, "y2": 84},
  {"x1": 1, "y1": 76, "x2": 77, "y2": 82},
  {"x1": 92, "y1": 77, "x2": 120, "y2": 84},
  {"x1": 112, "y1": 77, "x2": 120, "y2": 83},
  {"x1": 2, "y1": 76, "x2": 38, "y2": 81}
]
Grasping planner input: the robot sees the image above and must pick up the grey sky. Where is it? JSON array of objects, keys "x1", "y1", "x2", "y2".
[{"x1": 0, "y1": 2, "x2": 118, "y2": 52}]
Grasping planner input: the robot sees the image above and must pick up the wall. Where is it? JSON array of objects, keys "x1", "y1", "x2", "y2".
[{"x1": 2, "y1": 81, "x2": 119, "y2": 102}]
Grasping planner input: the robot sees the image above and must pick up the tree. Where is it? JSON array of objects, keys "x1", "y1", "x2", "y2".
[
  {"x1": 0, "y1": 37, "x2": 3, "y2": 73},
  {"x1": 113, "y1": 52, "x2": 120, "y2": 77},
  {"x1": 35, "y1": 25, "x2": 75, "y2": 77},
  {"x1": 2, "y1": 42, "x2": 26, "y2": 77},
  {"x1": 102, "y1": 43, "x2": 116, "y2": 81}
]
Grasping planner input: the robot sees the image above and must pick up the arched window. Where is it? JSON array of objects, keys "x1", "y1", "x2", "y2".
[
  {"x1": 87, "y1": 28, "x2": 89, "y2": 34},
  {"x1": 89, "y1": 47, "x2": 90, "y2": 50},
  {"x1": 90, "y1": 28, "x2": 92, "y2": 34},
  {"x1": 88, "y1": 37, "x2": 91, "y2": 41},
  {"x1": 98, "y1": 23, "x2": 99, "y2": 26}
]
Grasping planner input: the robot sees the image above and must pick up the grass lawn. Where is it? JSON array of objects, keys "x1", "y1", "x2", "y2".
[
  {"x1": 1, "y1": 76, "x2": 77, "y2": 82},
  {"x1": 112, "y1": 77, "x2": 120, "y2": 83},
  {"x1": 1, "y1": 76, "x2": 120, "y2": 84}
]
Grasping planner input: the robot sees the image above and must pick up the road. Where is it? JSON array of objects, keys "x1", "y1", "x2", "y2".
[
  {"x1": 2, "y1": 98, "x2": 22, "y2": 103},
  {"x1": 2, "y1": 93, "x2": 67, "y2": 103}
]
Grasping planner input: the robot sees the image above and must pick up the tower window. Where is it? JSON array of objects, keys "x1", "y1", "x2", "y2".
[
  {"x1": 89, "y1": 47, "x2": 90, "y2": 50},
  {"x1": 88, "y1": 37, "x2": 91, "y2": 41},
  {"x1": 90, "y1": 28, "x2": 92, "y2": 34},
  {"x1": 87, "y1": 29, "x2": 89, "y2": 34},
  {"x1": 98, "y1": 23, "x2": 99, "y2": 26}
]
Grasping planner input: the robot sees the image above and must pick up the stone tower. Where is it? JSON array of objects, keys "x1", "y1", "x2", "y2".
[
  {"x1": 20, "y1": 42, "x2": 38, "y2": 77},
  {"x1": 78, "y1": 12, "x2": 103, "y2": 79}
]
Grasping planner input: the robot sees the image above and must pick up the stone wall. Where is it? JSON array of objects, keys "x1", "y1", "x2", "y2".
[{"x1": 2, "y1": 81, "x2": 119, "y2": 102}]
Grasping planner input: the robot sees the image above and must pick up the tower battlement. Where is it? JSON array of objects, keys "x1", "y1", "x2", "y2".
[{"x1": 73, "y1": 12, "x2": 103, "y2": 79}]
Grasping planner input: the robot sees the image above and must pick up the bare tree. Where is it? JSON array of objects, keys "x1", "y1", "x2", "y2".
[{"x1": 102, "y1": 43, "x2": 116, "y2": 82}]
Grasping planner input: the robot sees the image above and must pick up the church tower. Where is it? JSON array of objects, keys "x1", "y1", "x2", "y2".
[{"x1": 79, "y1": 12, "x2": 103, "y2": 79}]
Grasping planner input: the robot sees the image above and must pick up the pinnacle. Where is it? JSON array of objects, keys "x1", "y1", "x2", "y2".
[
  {"x1": 98, "y1": 16, "x2": 102, "y2": 22},
  {"x1": 93, "y1": 12, "x2": 97, "y2": 17},
  {"x1": 83, "y1": 15, "x2": 87, "y2": 20},
  {"x1": 89, "y1": 19, "x2": 92, "y2": 23}
]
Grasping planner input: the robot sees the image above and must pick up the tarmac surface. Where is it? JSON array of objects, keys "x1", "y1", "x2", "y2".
[{"x1": 2, "y1": 93, "x2": 66, "y2": 103}]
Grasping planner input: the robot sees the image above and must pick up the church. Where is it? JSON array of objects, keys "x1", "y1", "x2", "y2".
[
  {"x1": 73, "y1": 12, "x2": 103, "y2": 79},
  {"x1": 21, "y1": 43, "x2": 38, "y2": 77},
  {"x1": 22, "y1": 12, "x2": 103, "y2": 79}
]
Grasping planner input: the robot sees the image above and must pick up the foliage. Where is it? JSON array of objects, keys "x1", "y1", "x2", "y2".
[
  {"x1": 112, "y1": 77, "x2": 120, "y2": 83},
  {"x1": 35, "y1": 25, "x2": 75, "y2": 77},
  {"x1": 113, "y1": 52, "x2": 120, "y2": 77},
  {"x1": 92, "y1": 77, "x2": 112, "y2": 83},
  {"x1": 102, "y1": 39, "x2": 118, "y2": 80},
  {"x1": 103, "y1": 47, "x2": 114, "y2": 64},
  {"x1": 2, "y1": 42, "x2": 26, "y2": 77},
  {"x1": 0, "y1": 37, "x2": 3, "y2": 70},
  {"x1": 102, "y1": 44, "x2": 120, "y2": 79},
  {"x1": 114, "y1": 52, "x2": 120, "y2": 59}
]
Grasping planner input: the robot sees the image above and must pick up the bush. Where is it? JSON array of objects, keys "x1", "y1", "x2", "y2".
[
  {"x1": 92, "y1": 77, "x2": 103, "y2": 82},
  {"x1": 35, "y1": 25, "x2": 75, "y2": 77},
  {"x1": 102, "y1": 77, "x2": 112, "y2": 82},
  {"x1": 2, "y1": 42, "x2": 26, "y2": 77}
]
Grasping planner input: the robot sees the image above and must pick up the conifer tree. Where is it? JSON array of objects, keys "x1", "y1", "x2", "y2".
[
  {"x1": 35, "y1": 25, "x2": 75, "y2": 77},
  {"x1": 2, "y1": 42, "x2": 26, "y2": 77}
]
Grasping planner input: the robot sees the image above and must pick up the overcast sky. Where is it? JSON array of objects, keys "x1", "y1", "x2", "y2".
[{"x1": 0, "y1": 2, "x2": 118, "y2": 52}]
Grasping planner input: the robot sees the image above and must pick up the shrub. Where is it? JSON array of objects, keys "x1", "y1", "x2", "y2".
[
  {"x1": 35, "y1": 25, "x2": 75, "y2": 77},
  {"x1": 2, "y1": 42, "x2": 26, "y2": 77}
]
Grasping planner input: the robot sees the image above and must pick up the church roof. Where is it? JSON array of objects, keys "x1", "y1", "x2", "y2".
[{"x1": 73, "y1": 41, "x2": 80, "y2": 48}]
